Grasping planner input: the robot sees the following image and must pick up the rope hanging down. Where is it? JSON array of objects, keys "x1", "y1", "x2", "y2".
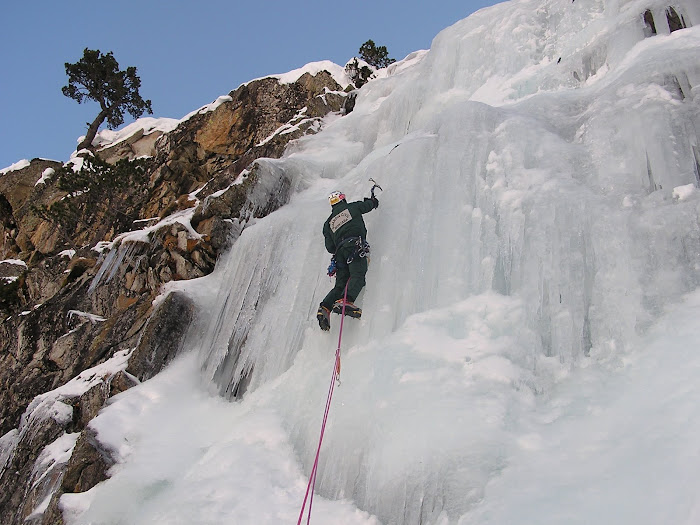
[{"x1": 297, "y1": 282, "x2": 349, "y2": 524}]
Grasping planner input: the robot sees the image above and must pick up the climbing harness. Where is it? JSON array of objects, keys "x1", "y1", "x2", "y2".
[
  {"x1": 346, "y1": 237, "x2": 370, "y2": 265},
  {"x1": 297, "y1": 282, "x2": 349, "y2": 524},
  {"x1": 335, "y1": 236, "x2": 371, "y2": 265},
  {"x1": 348, "y1": 237, "x2": 369, "y2": 264}
]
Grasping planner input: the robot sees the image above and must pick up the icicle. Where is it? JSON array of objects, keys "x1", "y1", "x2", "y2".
[{"x1": 88, "y1": 241, "x2": 146, "y2": 294}]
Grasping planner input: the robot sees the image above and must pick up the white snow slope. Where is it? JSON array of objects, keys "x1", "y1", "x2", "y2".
[{"x1": 40, "y1": 0, "x2": 700, "y2": 523}]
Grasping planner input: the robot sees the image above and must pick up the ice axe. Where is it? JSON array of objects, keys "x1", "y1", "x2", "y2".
[{"x1": 369, "y1": 178, "x2": 383, "y2": 199}]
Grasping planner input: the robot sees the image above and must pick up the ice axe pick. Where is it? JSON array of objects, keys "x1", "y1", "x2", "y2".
[{"x1": 369, "y1": 178, "x2": 383, "y2": 199}]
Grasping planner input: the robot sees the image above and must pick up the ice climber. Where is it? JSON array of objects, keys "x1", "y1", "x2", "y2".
[{"x1": 317, "y1": 190, "x2": 379, "y2": 331}]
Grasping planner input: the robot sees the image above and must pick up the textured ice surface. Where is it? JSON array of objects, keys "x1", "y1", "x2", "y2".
[{"x1": 63, "y1": 0, "x2": 700, "y2": 523}]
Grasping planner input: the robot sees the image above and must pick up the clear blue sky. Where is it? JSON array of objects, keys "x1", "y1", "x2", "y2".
[{"x1": 0, "y1": 0, "x2": 498, "y2": 170}]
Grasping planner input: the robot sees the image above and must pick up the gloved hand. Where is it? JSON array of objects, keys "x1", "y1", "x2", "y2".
[{"x1": 371, "y1": 196, "x2": 379, "y2": 209}]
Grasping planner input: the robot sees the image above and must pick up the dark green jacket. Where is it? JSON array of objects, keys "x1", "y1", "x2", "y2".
[{"x1": 323, "y1": 198, "x2": 377, "y2": 254}]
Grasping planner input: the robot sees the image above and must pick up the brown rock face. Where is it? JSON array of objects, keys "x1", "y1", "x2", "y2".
[
  {"x1": 147, "y1": 70, "x2": 347, "y2": 217},
  {"x1": 0, "y1": 159, "x2": 63, "y2": 259}
]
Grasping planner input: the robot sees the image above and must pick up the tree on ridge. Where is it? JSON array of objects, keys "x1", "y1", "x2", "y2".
[{"x1": 63, "y1": 48, "x2": 152, "y2": 152}]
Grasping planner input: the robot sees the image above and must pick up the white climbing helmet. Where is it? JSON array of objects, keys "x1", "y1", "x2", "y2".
[{"x1": 328, "y1": 191, "x2": 345, "y2": 206}]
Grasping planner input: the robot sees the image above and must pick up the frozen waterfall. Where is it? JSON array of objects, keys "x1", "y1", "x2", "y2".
[{"x1": 65, "y1": 0, "x2": 700, "y2": 523}]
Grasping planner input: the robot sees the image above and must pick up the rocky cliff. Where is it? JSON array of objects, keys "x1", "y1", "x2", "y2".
[{"x1": 0, "y1": 69, "x2": 352, "y2": 524}]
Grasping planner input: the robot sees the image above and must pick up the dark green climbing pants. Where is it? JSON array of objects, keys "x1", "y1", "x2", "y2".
[{"x1": 321, "y1": 244, "x2": 368, "y2": 308}]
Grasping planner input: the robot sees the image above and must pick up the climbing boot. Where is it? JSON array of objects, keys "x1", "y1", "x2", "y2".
[
  {"x1": 332, "y1": 299, "x2": 362, "y2": 319},
  {"x1": 317, "y1": 305, "x2": 331, "y2": 331}
]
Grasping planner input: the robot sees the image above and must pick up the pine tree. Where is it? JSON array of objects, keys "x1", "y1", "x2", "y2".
[
  {"x1": 358, "y1": 40, "x2": 396, "y2": 69},
  {"x1": 62, "y1": 48, "x2": 153, "y2": 151}
]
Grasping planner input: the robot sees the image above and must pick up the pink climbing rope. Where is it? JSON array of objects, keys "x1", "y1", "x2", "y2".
[{"x1": 297, "y1": 282, "x2": 349, "y2": 524}]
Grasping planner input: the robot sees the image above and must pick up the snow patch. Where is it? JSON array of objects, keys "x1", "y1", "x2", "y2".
[
  {"x1": 90, "y1": 117, "x2": 180, "y2": 150},
  {"x1": 67, "y1": 310, "x2": 106, "y2": 324},
  {"x1": 35, "y1": 167, "x2": 55, "y2": 186},
  {"x1": 248, "y1": 60, "x2": 352, "y2": 89},
  {"x1": 180, "y1": 95, "x2": 233, "y2": 122},
  {"x1": 19, "y1": 349, "x2": 134, "y2": 436},
  {"x1": 0, "y1": 159, "x2": 30, "y2": 175},
  {"x1": 1, "y1": 258, "x2": 27, "y2": 268}
]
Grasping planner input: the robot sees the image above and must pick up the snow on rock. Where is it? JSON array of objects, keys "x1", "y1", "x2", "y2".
[
  {"x1": 65, "y1": 150, "x2": 92, "y2": 172},
  {"x1": 34, "y1": 167, "x2": 55, "y2": 186},
  {"x1": 249, "y1": 60, "x2": 353, "y2": 89},
  {"x1": 88, "y1": 117, "x2": 180, "y2": 150},
  {"x1": 67, "y1": 54, "x2": 403, "y2": 163},
  {"x1": 92, "y1": 205, "x2": 201, "y2": 253},
  {"x1": 0, "y1": 159, "x2": 30, "y2": 176},
  {"x1": 180, "y1": 95, "x2": 234, "y2": 123},
  {"x1": 67, "y1": 310, "x2": 106, "y2": 324},
  {"x1": 19, "y1": 349, "x2": 133, "y2": 437},
  {"x1": 0, "y1": 259, "x2": 27, "y2": 281},
  {"x1": 255, "y1": 107, "x2": 320, "y2": 147},
  {"x1": 1, "y1": 259, "x2": 27, "y2": 268},
  {"x1": 24, "y1": 432, "x2": 80, "y2": 520},
  {"x1": 87, "y1": 205, "x2": 202, "y2": 293}
]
